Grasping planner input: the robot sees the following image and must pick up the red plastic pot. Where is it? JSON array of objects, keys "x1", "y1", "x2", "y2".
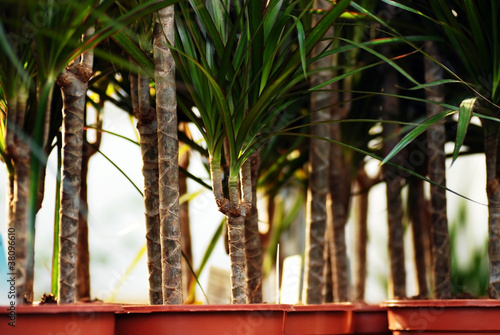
[
  {"x1": 0, "y1": 302, "x2": 121, "y2": 335},
  {"x1": 116, "y1": 303, "x2": 289, "y2": 335},
  {"x1": 284, "y1": 304, "x2": 354, "y2": 335},
  {"x1": 353, "y1": 304, "x2": 390, "y2": 335},
  {"x1": 382, "y1": 299, "x2": 500, "y2": 334}
]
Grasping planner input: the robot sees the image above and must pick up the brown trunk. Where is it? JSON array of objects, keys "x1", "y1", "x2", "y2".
[
  {"x1": 56, "y1": 27, "x2": 94, "y2": 304},
  {"x1": 483, "y1": 121, "x2": 500, "y2": 298},
  {"x1": 76, "y1": 145, "x2": 91, "y2": 301},
  {"x1": 424, "y1": 41, "x2": 451, "y2": 299},
  {"x1": 6, "y1": 88, "x2": 31, "y2": 304},
  {"x1": 302, "y1": 0, "x2": 332, "y2": 304},
  {"x1": 179, "y1": 128, "x2": 193, "y2": 300},
  {"x1": 132, "y1": 69, "x2": 163, "y2": 305},
  {"x1": 76, "y1": 111, "x2": 102, "y2": 301},
  {"x1": 228, "y1": 213, "x2": 248, "y2": 304},
  {"x1": 245, "y1": 151, "x2": 263, "y2": 303},
  {"x1": 408, "y1": 175, "x2": 430, "y2": 298},
  {"x1": 329, "y1": 117, "x2": 350, "y2": 302},
  {"x1": 154, "y1": 6, "x2": 182, "y2": 304},
  {"x1": 353, "y1": 167, "x2": 371, "y2": 302},
  {"x1": 324, "y1": 230, "x2": 334, "y2": 303},
  {"x1": 382, "y1": 68, "x2": 406, "y2": 299}
]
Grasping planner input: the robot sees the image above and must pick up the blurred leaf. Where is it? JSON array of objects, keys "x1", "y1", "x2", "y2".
[
  {"x1": 451, "y1": 97, "x2": 477, "y2": 165},
  {"x1": 381, "y1": 110, "x2": 454, "y2": 165}
]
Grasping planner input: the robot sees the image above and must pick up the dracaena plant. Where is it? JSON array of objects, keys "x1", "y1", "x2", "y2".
[
  {"x1": 0, "y1": 0, "x2": 183, "y2": 305},
  {"x1": 375, "y1": 0, "x2": 500, "y2": 298},
  {"x1": 169, "y1": 0, "x2": 352, "y2": 304}
]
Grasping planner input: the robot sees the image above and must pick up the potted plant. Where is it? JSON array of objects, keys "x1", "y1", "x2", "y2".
[
  {"x1": 7, "y1": 1, "x2": 498, "y2": 335},
  {"x1": 372, "y1": 0, "x2": 500, "y2": 333}
]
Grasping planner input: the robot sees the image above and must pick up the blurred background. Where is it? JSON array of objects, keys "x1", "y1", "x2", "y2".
[{"x1": 0, "y1": 103, "x2": 489, "y2": 305}]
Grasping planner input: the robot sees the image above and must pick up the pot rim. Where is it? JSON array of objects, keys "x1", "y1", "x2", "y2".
[{"x1": 381, "y1": 298, "x2": 500, "y2": 308}]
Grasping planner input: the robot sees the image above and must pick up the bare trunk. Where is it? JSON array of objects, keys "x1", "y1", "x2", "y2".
[
  {"x1": 179, "y1": 131, "x2": 193, "y2": 300},
  {"x1": 408, "y1": 175, "x2": 430, "y2": 298},
  {"x1": 329, "y1": 119, "x2": 350, "y2": 302},
  {"x1": 245, "y1": 151, "x2": 263, "y2": 303},
  {"x1": 132, "y1": 69, "x2": 163, "y2": 305},
  {"x1": 6, "y1": 88, "x2": 31, "y2": 304},
  {"x1": 154, "y1": 6, "x2": 182, "y2": 304},
  {"x1": 210, "y1": 154, "x2": 249, "y2": 304},
  {"x1": 353, "y1": 167, "x2": 370, "y2": 301},
  {"x1": 302, "y1": 0, "x2": 332, "y2": 304},
  {"x1": 229, "y1": 164, "x2": 250, "y2": 304},
  {"x1": 56, "y1": 27, "x2": 94, "y2": 304},
  {"x1": 483, "y1": 121, "x2": 500, "y2": 298},
  {"x1": 382, "y1": 69, "x2": 406, "y2": 299},
  {"x1": 76, "y1": 111, "x2": 101, "y2": 301},
  {"x1": 76, "y1": 145, "x2": 91, "y2": 301},
  {"x1": 424, "y1": 41, "x2": 451, "y2": 299}
]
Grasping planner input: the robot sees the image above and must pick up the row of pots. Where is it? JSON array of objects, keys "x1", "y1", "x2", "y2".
[{"x1": 2, "y1": 300, "x2": 500, "y2": 335}]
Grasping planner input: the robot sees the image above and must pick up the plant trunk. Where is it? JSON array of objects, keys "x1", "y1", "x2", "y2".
[
  {"x1": 353, "y1": 167, "x2": 370, "y2": 302},
  {"x1": 229, "y1": 170, "x2": 249, "y2": 304},
  {"x1": 245, "y1": 151, "x2": 263, "y2": 303},
  {"x1": 6, "y1": 88, "x2": 31, "y2": 304},
  {"x1": 131, "y1": 70, "x2": 163, "y2": 305},
  {"x1": 302, "y1": 0, "x2": 332, "y2": 304},
  {"x1": 408, "y1": 175, "x2": 430, "y2": 298},
  {"x1": 382, "y1": 68, "x2": 406, "y2": 299},
  {"x1": 154, "y1": 6, "x2": 182, "y2": 304},
  {"x1": 56, "y1": 27, "x2": 94, "y2": 304},
  {"x1": 483, "y1": 120, "x2": 500, "y2": 298},
  {"x1": 76, "y1": 143, "x2": 91, "y2": 301},
  {"x1": 424, "y1": 41, "x2": 451, "y2": 299},
  {"x1": 329, "y1": 117, "x2": 350, "y2": 302},
  {"x1": 76, "y1": 111, "x2": 102, "y2": 301},
  {"x1": 179, "y1": 129, "x2": 193, "y2": 300}
]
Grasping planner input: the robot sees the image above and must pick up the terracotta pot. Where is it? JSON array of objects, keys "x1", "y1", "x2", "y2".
[
  {"x1": 353, "y1": 304, "x2": 390, "y2": 335},
  {"x1": 0, "y1": 302, "x2": 121, "y2": 335},
  {"x1": 116, "y1": 304, "x2": 289, "y2": 335},
  {"x1": 382, "y1": 299, "x2": 500, "y2": 334},
  {"x1": 284, "y1": 304, "x2": 354, "y2": 335}
]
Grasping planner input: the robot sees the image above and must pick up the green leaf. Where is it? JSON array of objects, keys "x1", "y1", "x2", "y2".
[
  {"x1": 381, "y1": 110, "x2": 455, "y2": 165},
  {"x1": 408, "y1": 79, "x2": 463, "y2": 91},
  {"x1": 111, "y1": 31, "x2": 154, "y2": 77},
  {"x1": 451, "y1": 97, "x2": 477, "y2": 165}
]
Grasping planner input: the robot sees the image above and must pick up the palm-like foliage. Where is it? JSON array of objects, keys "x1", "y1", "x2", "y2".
[
  {"x1": 0, "y1": 0, "x2": 182, "y2": 304},
  {"x1": 171, "y1": 0, "x2": 351, "y2": 303},
  {"x1": 380, "y1": 0, "x2": 500, "y2": 298}
]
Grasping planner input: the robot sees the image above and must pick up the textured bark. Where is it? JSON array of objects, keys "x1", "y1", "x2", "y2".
[
  {"x1": 76, "y1": 143, "x2": 91, "y2": 301},
  {"x1": 179, "y1": 131, "x2": 193, "y2": 300},
  {"x1": 353, "y1": 168, "x2": 370, "y2": 302},
  {"x1": 382, "y1": 68, "x2": 406, "y2": 299},
  {"x1": 56, "y1": 28, "x2": 94, "y2": 304},
  {"x1": 329, "y1": 114, "x2": 350, "y2": 302},
  {"x1": 5, "y1": 89, "x2": 31, "y2": 304},
  {"x1": 245, "y1": 152, "x2": 263, "y2": 303},
  {"x1": 228, "y1": 174, "x2": 248, "y2": 304},
  {"x1": 408, "y1": 176, "x2": 430, "y2": 298},
  {"x1": 76, "y1": 111, "x2": 101, "y2": 301},
  {"x1": 302, "y1": 0, "x2": 332, "y2": 304},
  {"x1": 132, "y1": 70, "x2": 163, "y2": 305},
  {"x1": 424, "y1": 41, "x2": 451, "y2": 299},
  {"x1": 154, "y1": 6, "x2": 182, "y2": 304},
  {"x1": 228, "y1": 213, "x2": 248, "y2": 304},
  {"x1": 483, "y1": 124, "x2": 500, "y2": 298}
]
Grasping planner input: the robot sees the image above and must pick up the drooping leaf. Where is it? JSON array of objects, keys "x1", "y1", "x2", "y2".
[
  {"x1": 451, "y1": 97, "x2": 477, "y2": 165},
  {"x1": 381, "y1": 110, "x2": 455, "y2": 165}
]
